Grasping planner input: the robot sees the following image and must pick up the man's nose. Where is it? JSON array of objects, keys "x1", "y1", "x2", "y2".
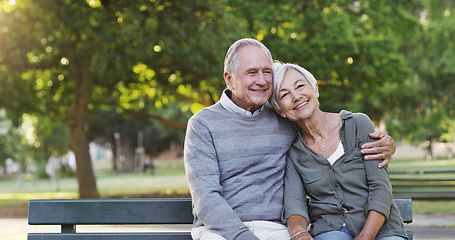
[{"x1": 256, "y1": 72, "x2": 267, "y2": 85}]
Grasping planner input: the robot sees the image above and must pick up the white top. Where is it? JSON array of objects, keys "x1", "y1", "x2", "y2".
[{"x1": 327, "y1": 141, "x2": 344, "y2": 165}]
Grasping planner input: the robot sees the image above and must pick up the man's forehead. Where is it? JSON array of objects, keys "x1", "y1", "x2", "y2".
[{"x1": 237, "y1": 46, "x2": 272, "y2": 69}]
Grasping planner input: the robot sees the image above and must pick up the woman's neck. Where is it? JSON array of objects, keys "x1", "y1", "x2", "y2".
[
  {"x1": 297, "y1": 110, "x2": 327, "y2": 142},
  {"x1": 297, "y1": 111, "x2": 342, "y2": 158}
]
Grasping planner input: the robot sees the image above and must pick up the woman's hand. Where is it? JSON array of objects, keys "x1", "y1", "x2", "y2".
[
  {"x1": 353, "y1": 233, "x2": 374, "y2": 240},
  {"x1": 287, "y1": 215, "x2": 313, "y2": 240},
  {"x1": 355, "y1": 210, "x2": 385, "y2": 240},
  {"x1": 361, "y1": 131, "x2": 395, "y2": 168},
  {"x1": 291, "y1": 231, "x2": 313, "y2": 240}
]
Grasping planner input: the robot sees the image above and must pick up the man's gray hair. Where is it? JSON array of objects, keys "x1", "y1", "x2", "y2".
[
  {"x1": 269, "y1": 61, "x2": 318, "y2": 111},
  {"x1": 224, "y1": 38, "x2": 273, "y2": 77}
]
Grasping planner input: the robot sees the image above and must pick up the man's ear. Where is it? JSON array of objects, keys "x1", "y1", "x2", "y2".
[{"x1": 224, "y1": 72, "x2": 234, "y2": 90}]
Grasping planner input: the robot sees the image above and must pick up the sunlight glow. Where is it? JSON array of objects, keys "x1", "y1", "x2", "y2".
[
  {"x1": 153, "y1": 45, "x2": 162, "y2": 52},
  {"x1": 86, "y1": 0, "x2": 101, "y2": 8},
  {"x1": 61, "y1": 57, "x2": 69, "y2": 65},
  {"x1": 8, "y1": 0, "x2": 16, "y2": 6},
  {"x1": 21, "y1": 113, "x2": 37, "y2": 146}
]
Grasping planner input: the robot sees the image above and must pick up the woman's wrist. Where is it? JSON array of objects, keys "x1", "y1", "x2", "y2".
[{"x1": 290, "y1": 230, "x2": 307, "y2": 239}]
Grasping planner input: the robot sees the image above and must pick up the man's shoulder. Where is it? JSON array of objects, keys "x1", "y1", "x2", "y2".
[
  {"x1": 190, "y1": 102, "x2": 224, "y2": 118},
  {"x1": 188, "y1": 102, "x2": 228, "y2": 126}
]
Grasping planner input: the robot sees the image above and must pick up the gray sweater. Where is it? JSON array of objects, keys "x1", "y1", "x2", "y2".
[
  {"x1": 283, "y1": 111, "x2": 408, "y2": 239},
  {"x1": 184, "y1": 90, "x2": 295, "y2": 240}
]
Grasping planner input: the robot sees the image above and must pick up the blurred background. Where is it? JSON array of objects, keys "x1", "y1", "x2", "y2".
[{"x1": 0, "y1": 0, "x2": 454, "y2": 235}]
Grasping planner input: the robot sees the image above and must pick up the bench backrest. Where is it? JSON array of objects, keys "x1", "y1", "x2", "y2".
[
  {"x1": 28, "y1": 197, "x2": 412, "y2": 240},
  {"x1": 28, "y1": 198, "x2": 193, "y2": 225},
  {"x1": 28, "y1": 198, "x2": 193, "y2": 240}
]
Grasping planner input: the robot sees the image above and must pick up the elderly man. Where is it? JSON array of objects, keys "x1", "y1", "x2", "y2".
[{"x1": 184, "y1": 38, "x2": 395, "y2": 240}]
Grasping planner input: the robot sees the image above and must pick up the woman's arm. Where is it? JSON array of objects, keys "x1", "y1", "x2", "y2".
[
  {"x1": 355, "y1": 113, "x2": 394, "y2": 239},
  {"x1": 354, "y1": 211, "x2": 385, "y2": 240},
  {"x1": 287, "y1": 215, "x2": 313, "y2": 240}
]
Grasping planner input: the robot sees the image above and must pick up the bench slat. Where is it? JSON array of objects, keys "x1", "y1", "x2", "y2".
[
  {"x1": 28, "y1": 199, "x2": 194, "y2": 225},
  {"x1": 28, "y1": 233, "x2": 192, "y2": 240}
]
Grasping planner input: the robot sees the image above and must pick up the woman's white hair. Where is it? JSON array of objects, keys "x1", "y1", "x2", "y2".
[{"x1": 269, "y1": 61, "x2": 318, "y2": 111}]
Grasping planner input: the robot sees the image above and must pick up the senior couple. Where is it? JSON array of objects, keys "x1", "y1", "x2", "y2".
[{"x1": 184, "y1": 38, "x2": 408, "y2": 240}]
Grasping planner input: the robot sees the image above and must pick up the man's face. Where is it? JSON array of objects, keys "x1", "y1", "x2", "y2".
[{"x1": 224, "y1": 46, "x2": 273, "y2": 113}]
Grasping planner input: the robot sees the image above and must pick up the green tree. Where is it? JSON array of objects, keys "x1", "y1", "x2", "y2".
[
  {"x1": 385, "y1": 0, "x2": 455, "y2": 157},
  {"x1": 89, "y1": 105, "x2": 189, "y2": 172},
  {"x1": 0, "y1": 0, "x2": 236, "y2": 198},
  {"x1": 228, "y1": 0, "x2": 412, "y2": 123},
  {"x1": 0, "y1": 109, "x2": 28, "y2": 173}
]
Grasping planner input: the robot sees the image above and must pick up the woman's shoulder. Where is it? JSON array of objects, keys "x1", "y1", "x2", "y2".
[{"x1": 340, "y1": 110, "x2": 372, "y2": 125}]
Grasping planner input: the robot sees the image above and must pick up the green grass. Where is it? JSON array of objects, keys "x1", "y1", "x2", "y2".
[
  {"x1": 412, "y1": 200, "x2": 455, "y2": 213},
  {"x1": 0, "y1": 158, "x2": 189, "y2": 207},
  {"x1": 2, "y1": 157, "x2": 455, "y2": 213},
  {"x1": 388, "y1": 158, "x2": 455, "y2": 171}
]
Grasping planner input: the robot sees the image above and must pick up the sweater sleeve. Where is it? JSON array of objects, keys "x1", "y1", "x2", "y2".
[
  {"x1": 355, "y1": 113, "x2": 394, "y2": 220},
  {"x1": 184, "y1": 116, "x2": 259, "y2": 240}
]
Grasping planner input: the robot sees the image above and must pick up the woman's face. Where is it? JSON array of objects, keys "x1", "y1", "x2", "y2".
[{"x1": 277, "y1": 69, "x2": 319, "y2": 122}]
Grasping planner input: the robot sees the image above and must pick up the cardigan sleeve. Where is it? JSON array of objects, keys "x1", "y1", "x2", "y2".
[
  {"x1": 354, "y1": 113, "x2": 394, "y2": 220},
  {"x1": 282, "y1": 151, "x2": 310, "y2": 224}
]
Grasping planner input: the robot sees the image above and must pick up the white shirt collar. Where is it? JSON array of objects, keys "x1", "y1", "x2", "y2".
[{"x1": 220, "y1": 89, "x2": 265, "y2": 117}]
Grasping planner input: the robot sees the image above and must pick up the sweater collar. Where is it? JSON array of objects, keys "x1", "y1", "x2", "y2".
[{"x1": 220, "y1": 89, "x2": 265, "y2": 117}]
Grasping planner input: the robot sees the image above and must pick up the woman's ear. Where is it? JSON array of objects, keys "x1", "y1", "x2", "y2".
[
  {"x1": 273, "y1": 108, "x2": 286, "y2": 118},
  {"x1": 315, "y1": 83, "x2": 319, "y2": 98}
]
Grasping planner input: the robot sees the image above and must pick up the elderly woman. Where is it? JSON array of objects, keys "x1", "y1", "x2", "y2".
[{"x1": 269, "y1": 62, "x2": 408, "y2": 240}]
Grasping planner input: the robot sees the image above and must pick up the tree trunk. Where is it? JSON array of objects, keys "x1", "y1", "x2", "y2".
[
  {"x1": 67, "y1": 51, "x2": 99, "y2": 199},
  {"x1": 426, "y1": 139, "x2": 433, "y2": 161},
  {"x1": 120, "y1": 135, "x2": 136, "y2": 172}
]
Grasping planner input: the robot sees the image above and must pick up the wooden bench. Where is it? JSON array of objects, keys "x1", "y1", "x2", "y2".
[
  {"x1": 28, "y1": 198, "x2": 194, "y2": 240},
  {"x1": 28, "y1": 197, "x2": 413, "y2": 240}
]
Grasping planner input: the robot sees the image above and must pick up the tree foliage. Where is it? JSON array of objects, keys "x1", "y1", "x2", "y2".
[
  {"x1": 0, "y1": 0, "x2": 454, "y2": 196},
  {"x1": 0, "y1": 109, "x2": 28, "y2": 171},
  {"x1": 385, "y1": 0, "x2": 455, "y2": 150},
  {"x1": 0, "y1": 0, "x2": 237, "y2": 198}
]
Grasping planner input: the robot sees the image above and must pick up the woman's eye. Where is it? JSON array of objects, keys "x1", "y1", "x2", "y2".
[{"x1": 280, "y1": 93, "x2": 289, "y2": 99}]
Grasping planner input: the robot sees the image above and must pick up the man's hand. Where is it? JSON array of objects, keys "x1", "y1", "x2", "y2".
[{"x1": 361, "y1": 131, "x2": 395, "y2": 168}]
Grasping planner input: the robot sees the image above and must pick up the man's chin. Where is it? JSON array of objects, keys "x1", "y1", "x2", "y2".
[{"x1": 252, "y1": 98, "x2": 269, "y2": 108}]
